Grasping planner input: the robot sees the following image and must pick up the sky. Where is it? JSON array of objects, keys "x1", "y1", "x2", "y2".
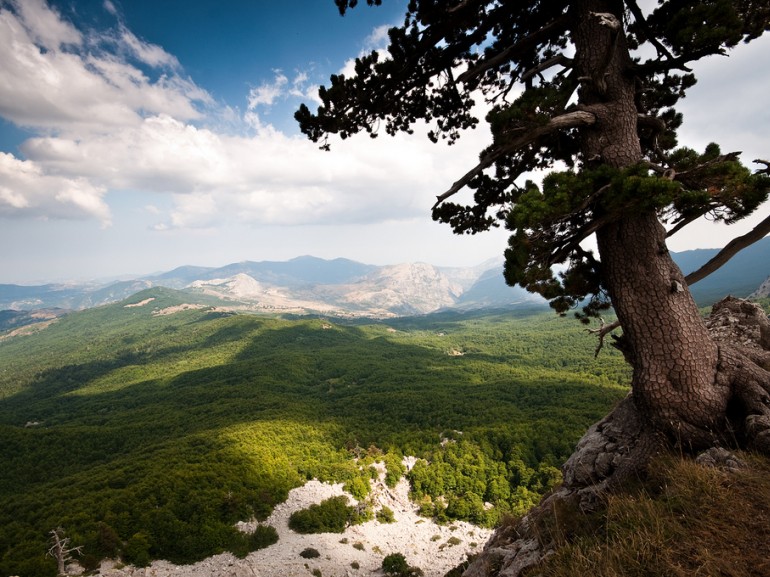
[{"x1": 0, "y1": 0, "x2": 768, "y2": 284}]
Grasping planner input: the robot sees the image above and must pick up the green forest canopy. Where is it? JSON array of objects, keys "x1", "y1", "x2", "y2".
[{"x1": 0, "y1": 287, "x2": 629, "y2": 575}]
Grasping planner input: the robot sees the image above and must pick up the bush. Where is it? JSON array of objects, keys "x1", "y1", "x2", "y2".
[
  {"x1": 289, "y1": 496, "x2": 353, "y2": 534},
  {"x1": 382, "y1": 552, "x2": 410, "y2": 576},
  {"x1": 123, "y1": 532, "x2": 151, "y2": 567},
  {"x1": 376, "y1": 506, "x2": 396, "y2": 524},
  {"x1": 382, "y1": 552, "x2": 424, "y2": 577},
  {"x1": 300, "y1": 547, "x2": 321, "y2": 559},
  {"x1": 230, "y1": 524, "x2": 278, "y2": 558}
]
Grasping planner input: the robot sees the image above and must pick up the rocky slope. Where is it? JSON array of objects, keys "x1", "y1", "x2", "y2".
[
  {"x1": 90, "y1": 466, "x2": 491, "y2": 577},
  {"x1": 750, "y1": 275, "x2": 770, "y2": 298}
]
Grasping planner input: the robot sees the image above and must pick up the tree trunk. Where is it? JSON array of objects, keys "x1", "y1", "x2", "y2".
[
  {"x1": 573, "y1": 0, "x2": 727, "y2": 450},
  {"x1": 462, "y1": 3, "x2": 770, "y2": 576},
  {"x1": 560, "y1": 0, "x2": 770, "y2": 492}
]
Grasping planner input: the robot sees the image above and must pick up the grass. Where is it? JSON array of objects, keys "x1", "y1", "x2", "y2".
[{"x1": 529, "y1": 451, "x2": 770, "y2": 577}]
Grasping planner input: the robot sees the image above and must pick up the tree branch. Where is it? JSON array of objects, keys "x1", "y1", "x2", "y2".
[
  {"x1": 684, "y1": 213, "x2": 770, "y2": 285},
  {"x1": 521, "y1": 54, "x2": 572, "y2": 84},
  {"x1": 457, "y1": 15, "x2": 570, "y2": 84},
  {"x1": 433, "y1": 110, "x2": 596, "y2": 208},
  {"x1": 623, "y1": 0, "x2": 676, "y2": 61},
  {"x1": 587, "y1": 319, "x2": 621, "y2": 358}
]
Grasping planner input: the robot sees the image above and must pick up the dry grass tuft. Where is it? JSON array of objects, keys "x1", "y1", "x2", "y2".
[{"x1": 529, "y1": 451, "x2": 770, "y2": 577}]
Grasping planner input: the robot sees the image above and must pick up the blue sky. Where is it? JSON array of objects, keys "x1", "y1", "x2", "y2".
[{"x1": 0, "y1": 0, "x2": 768, "y2": 284}]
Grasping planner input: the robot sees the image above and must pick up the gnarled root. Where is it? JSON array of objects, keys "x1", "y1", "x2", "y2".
[{"x1": 720, "y1": 345, "x2": 770, "y2": 454}]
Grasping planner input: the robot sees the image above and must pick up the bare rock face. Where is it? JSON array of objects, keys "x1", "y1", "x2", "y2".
[{"x1": 705, "y1": 296, "x2": 770, "y2": 351}]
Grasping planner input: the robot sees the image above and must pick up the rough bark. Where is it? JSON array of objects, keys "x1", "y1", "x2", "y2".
[{"x1": 575, "y1": 0, "x2": 731, "y2": 452}]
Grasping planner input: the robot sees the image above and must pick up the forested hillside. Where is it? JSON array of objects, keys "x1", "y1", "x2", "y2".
[{"x1": 0, "y1": 288, "x2": 629, "y2": 576}]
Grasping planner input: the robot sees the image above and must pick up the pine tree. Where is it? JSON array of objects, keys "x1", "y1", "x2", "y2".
[{"x1": 296, "y1": 0, "x2": 770, "y2": 500}]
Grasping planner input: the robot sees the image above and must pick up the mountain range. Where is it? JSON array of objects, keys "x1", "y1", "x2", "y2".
[{"x1": 1, "y1": 238, "x2": 769, "y2": 320}]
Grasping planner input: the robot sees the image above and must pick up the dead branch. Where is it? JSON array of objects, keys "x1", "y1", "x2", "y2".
[
  {"x1": 47, "y1": 527, "x2": 82, "y2": 577},
  {"x1": 587, "y1": 318, "x2": 622, "y2": 357}
]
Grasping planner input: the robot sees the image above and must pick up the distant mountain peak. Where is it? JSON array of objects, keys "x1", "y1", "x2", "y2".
[{"x1": 4, "y1": 242, "x2": 768, "y2": 317}]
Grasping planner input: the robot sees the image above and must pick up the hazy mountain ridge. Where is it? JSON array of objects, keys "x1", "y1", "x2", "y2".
[{"x1": 2, "y1": 238, "x2": 769, "y2": 317}]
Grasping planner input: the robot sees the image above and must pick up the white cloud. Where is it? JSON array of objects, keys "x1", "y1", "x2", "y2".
[
  {"x1": 247, "y1": 72, "x2": 289, "y2": 108},
  {"x1": 10, "y1": 0, "x2": 81, "y2": 49},
  {"x1": 245, "y1": 70, "x2": 317, "y2": 116},
  {"x1": 0, "y1": 152, "x2": 110, "y2": 223},
  {"x1": 364, "y1": 24, "x2": 390, "y2": 52},
  {"x1": 117, "y1": 25, "x2": 180, "y2": 69},
  {"x1": 4, "y1": 0, "x2": 764, "y2": 265},
  {"x1": 0, "y1": 0, "x2": 211, "y2": 134}
]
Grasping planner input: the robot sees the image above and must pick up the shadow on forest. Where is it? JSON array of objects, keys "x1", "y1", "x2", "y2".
[{"x1": 0, "y1": 309, "x2": 627, "y2": 573}]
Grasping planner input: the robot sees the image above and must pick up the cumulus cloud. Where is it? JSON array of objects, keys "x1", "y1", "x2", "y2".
[
  {"x1": 0, "y1": 0, "x2": 211, "y2": 134},
  {"x1": 0, "y1": 0, "x2": 499, "y2": 232},
  {"x1": 0, "y1": 0, "x2": 488, "y2": 232},
  {"x1": 0, "y1": 152, "x2": 110, "y2": 223}
]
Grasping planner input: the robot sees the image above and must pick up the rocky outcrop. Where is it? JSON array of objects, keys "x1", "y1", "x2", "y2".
[
  {"x1": 706, "y1": 296, "x2": 770, "y2": 351},
  {"x1": 461, "y1": 296, "x2": 770, "y2": 577}
]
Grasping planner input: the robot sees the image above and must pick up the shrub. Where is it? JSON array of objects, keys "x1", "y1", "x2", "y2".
[
  {"x1": 382, "y1": 553, "x2": 410, "y2": 576},
  {"x1": 377, "y1": 506, "x2": 396, "y2": 524},
  {"x1": 382, "y1": 552, "x2": 424, "y2": 577},
  {"x1": 300, "y1": 547, "x2": 321, "y2": 559},
  {"x1": 289, "y1": 496, "x2": 352, "y2": 534},
  {"x1": 345, "y1": 475, "x2": 370, "y2": 501},
  {"x1": 353, "y1": 541, "x2": 365, "y2": 551},
  {"x1": 123, "y1": 532, "x2": 151, "y2": 567},
  {"x1": 230, "y1": 524, "x2": 279, "y2": 558}
]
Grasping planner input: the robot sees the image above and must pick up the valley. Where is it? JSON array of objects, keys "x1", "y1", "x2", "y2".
[{"x1": 0, "y1": 288, "x2": 630, "y2": 576}]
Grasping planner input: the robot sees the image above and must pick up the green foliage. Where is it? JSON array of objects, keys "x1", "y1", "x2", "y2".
[
  {"x1": 123, "y1": 532, "x2": 151, "y2": 567},
  {"x1": 376, "y1": 506, "x2": 396, "y2": 524},
  {"x1": 288, "y1": 496, "x2": 354, "y2": 534},
  {"x1": 300, "y1": 547, "x2": 321, "y2": 559},
  {"x1": 501, "y1": 152, "x2": 770, "y2": 317},
  {"x1": 382, "y1": 451, "x2": 406, "y2": 488},
  {"x1": 0, "y1": 293, "x2": 628, "y2": 574},
  {"x1": 382, "y1": 552, "x2": 424, "y2": 577},
  {"x1": 382, "y1": 552, "x2": 410, "y2": 576},
  {"x1": 230, "y1": 525, "x2": 278, "y2": 559}
]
